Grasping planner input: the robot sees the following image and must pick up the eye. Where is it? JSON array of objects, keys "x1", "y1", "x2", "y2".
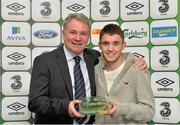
[
  {"x1": 101, "y1": 41, "x2": 109, "y2": 46},
  {"x1": 113, "y1": 41, "x2": 120, "y2": 46},
  {"x1": 81, "y1": 32, "x2": 88, "y2": 36},
  {"x1": 69, "y1": 31, "x2": 76, "y2": 34}
]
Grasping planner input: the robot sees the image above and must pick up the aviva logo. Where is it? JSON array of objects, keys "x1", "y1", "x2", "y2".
[
  {"x1": 6, "y1": 26, "x2": 25, "y2": 41},
  {"x1": 12, "y1": 27, "x2": 20, "y2": 34}
]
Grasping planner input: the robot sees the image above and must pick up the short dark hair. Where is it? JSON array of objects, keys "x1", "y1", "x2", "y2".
[{"x1": 99, "y1": 24, "x2": 124, "y2": 41}]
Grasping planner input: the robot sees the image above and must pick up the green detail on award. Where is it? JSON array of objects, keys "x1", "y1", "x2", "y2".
[{"x1": 79, "y1": 96, "x2": 109, "y2": 115}]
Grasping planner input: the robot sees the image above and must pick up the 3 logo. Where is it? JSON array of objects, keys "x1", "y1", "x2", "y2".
[
  {"x1": 11, "y1": 75, "x2": 22, "y2": 90},
  {"x1": 159, "y1": 50, "x2": 170, "y2": 65},
  {"x1": 99, "y1": 1, "x2": 111, "y2": 15},
  {"x1": 159, "y1": 0, "x2": 169, "y2": 13},
  {"x1": 40, "y1": 2, "x2": 52, "y2": 16}
]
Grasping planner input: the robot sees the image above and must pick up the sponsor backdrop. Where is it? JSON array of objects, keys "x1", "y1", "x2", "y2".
[{"x1": 0, "y1": 0, "x2": 180, "y2": 124}]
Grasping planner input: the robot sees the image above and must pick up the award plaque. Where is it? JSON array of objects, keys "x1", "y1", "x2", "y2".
[{"x1": 79, "y1": 96, "x2": 109, "y2": 115}]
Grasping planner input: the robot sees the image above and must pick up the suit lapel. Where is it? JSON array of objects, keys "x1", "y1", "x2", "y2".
[
  {"x1": 83, "y1": 51, "x2": 96, "y2": 96},
  {"x1": 55, "y1": 46, "x2": 96, "y2": 99},
  {"x1": 55, "y1": 45, "x2": 73, "y2": 99}
]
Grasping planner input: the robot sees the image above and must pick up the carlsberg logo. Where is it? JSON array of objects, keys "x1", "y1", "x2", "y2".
[{"x1": 123, "y1": 28, "x2": 147, "y2": 39}]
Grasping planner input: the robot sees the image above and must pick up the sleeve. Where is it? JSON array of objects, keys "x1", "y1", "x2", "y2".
[
  {"x1": 116, "y1": 71, "x2": 155, "y2": 123},
  {"x1": 28, "y1": 56, "x2": 70, "y2": 117}
]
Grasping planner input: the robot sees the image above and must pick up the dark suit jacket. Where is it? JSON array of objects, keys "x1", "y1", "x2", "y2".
[{"x1": 28, "y1": 44, "x2": 100, "y2": 124}]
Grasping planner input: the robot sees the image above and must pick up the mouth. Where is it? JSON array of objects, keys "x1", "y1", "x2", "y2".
[
  {"x1": 72, "y1": 42, "x2": 83, "y2": 46},
  {"x1": 106, "y1": 53, "x2": 115, "y2": 56}
]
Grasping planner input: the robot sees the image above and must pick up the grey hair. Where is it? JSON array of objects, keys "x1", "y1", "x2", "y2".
[{"x1": 63, "y1": 13, "x2": 91, "y2": 29}]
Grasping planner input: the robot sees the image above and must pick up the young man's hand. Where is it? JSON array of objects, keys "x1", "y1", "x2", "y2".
[{"x1": 108, "y1": 101, "x2": 117, "y2": 117}]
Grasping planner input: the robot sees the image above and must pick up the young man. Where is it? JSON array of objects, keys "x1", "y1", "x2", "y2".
[
  {"x1": 28, "y1": 13, "x2": 148, "y2": 124},
  {"x1": 95, "y1": 24, "x2": 155, "y2": 124}
]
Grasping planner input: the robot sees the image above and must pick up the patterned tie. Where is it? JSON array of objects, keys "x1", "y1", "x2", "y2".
[{"x1": 73, "y1": 56, "x2": 86, "y2": 124}]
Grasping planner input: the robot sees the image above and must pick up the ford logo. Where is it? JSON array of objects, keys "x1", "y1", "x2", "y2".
[{"x1": 33, "y1": 30, "x2": 58, "y2": 39}]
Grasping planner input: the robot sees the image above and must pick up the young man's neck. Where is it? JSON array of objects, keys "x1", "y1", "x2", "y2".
[{"x1": 105, "y1": 58, "x2": 124, "y2": 71}]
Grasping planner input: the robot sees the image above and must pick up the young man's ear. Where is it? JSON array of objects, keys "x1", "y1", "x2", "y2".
[
  {"x1": 122, "y1": 41, "x2": 126, "y2": 50},
  {"x1": 98, "y1": 41, "x2": 102, "y2": 50}
]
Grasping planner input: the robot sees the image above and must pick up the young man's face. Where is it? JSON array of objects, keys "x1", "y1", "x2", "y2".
[
  {"x1": 99, "y1": 33, "x2": 126, "y2": 64},
  {"x1": 63, "y1": 19, "x2": 90, "y2": 55}
]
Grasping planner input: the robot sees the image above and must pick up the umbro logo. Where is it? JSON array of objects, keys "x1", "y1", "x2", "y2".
[
  {"x1": 133, "y1": 52, "x2": 145, "y2": 58},
  {"x1": 7, "y1": 102, "x2": 26, "y2": 111},
  {"x1": 7, "y1": 52, "x2": 26, "y2": 61},
  {"x1": 156, "y1": 78, "x2": 174, "y2": 87},
  {"x1": 67, "y1": 3, "x2": 85, "y2": 12},
  {"x1": 126, "y1": 2, "x2": 144, "y2": 11},
  {"x1": 6, "y1": 3, "x2": 25, "y2": 11}
]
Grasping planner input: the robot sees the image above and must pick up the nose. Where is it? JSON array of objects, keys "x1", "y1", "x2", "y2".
[
  {"x1": 108, "y1": 44, "x2": 113, "y2": 51},
  {"x1": 75, "y1": 34, "x2": 81, "y2": 41}
]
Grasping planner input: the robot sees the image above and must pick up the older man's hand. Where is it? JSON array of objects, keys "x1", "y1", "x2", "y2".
[
  {"x1": 133, "y1": 57, "x2": 148, "y2": 72},
  {"x1": 68, "y1": 100, "x2": 85, "y2": 118}
]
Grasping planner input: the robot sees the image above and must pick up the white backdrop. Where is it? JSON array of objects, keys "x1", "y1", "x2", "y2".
[{"x1": 0, "y1": 0, "x2": 180, "y2": 124}]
